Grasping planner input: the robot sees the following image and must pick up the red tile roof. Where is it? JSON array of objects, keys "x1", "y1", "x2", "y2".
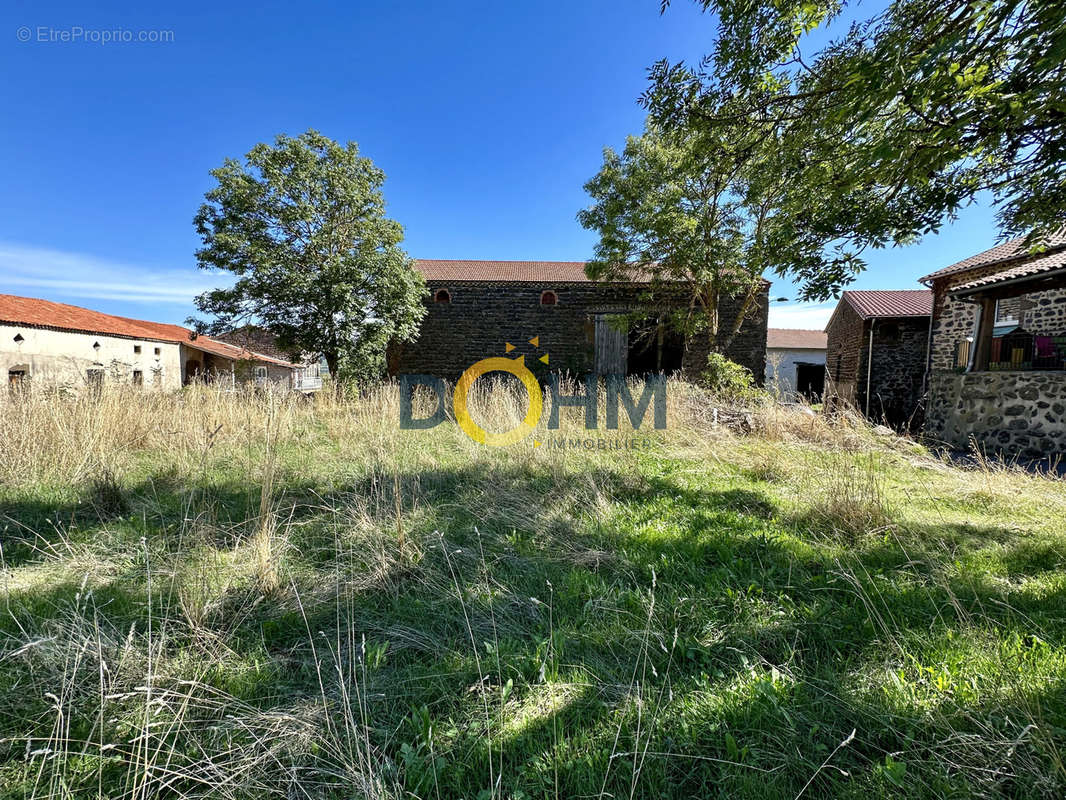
[
  {"x1": 951, "y1": 248, "x2": 1066, "y2": 294},
  {"x1": 124, "y1": 317, "x2": 295, "y2": 366},
  {"x1": 920, "y1": 230, "x2": 1066, "y2": 282},
  {"x1": 415, "y1": 258, "x2": 771, "y2": 286},
  {"x1": 767, "y1": 328, "x2": 827, "y2": 349},
  {"x1": 0, "y1": 294, "x2": 294, "y2": 367},
  {"x1": 0, "y1": 294, "x2": 164, "y2": 340},
  {"x1": 840, "y1": 290, "x2": 932, "y2": 319},
  {"x1": 416, "y1": 259, "x2": 616, "y2": 282}
]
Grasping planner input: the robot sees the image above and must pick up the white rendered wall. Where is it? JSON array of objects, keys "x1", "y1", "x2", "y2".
[
  {"x1": 0, "y1": 324, "x2": 182, "y2": 390},
  {"x1": 765, "y1": 347, "x2": 827, "y2": 397}
]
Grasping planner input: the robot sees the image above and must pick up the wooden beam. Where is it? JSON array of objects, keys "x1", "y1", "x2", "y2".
[{"x1": 971, "y1": 297, "x2": 996, "y2": 372}]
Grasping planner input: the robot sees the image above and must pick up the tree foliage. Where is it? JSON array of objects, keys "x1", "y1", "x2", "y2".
[
  {"x1": 192, "y1": 130, "x2": 426, "y2": 381},
  {"x1": 646, "y1": 0, "x2": 1066, "y2": 298},
  {"x1": 578, "y1": 113, "x2": 856, "y2": 347}
]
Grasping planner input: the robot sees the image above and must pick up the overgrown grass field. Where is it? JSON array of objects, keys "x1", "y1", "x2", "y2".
[{"x1": 1, "y1": 382, "x2": 1064, "y2": 798}]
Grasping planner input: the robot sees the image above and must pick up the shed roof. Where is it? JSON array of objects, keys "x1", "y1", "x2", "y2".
[{"x1": 840, "y1": 290, "x2": 932, "y2": 319}]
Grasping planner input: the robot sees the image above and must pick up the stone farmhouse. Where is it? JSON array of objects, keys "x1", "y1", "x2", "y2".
[
  {"x1": 391, "y1": 260, "x2": 770, "y2": 382},
  {"x1": 921, "y1": 233, "x2": 1066, "y2": 458},
  {"x1": 1, "y1": 294, "x2": 305, "y2": 393},
  {"x1": 765, "y1": 328, "x2": 827, "y2": 400},
  {"x1": 824, "y1": 290, "x2": 933, "y2": 428},
  {"x1": 215, "y1": 325, "x2": 326, "y2": 391}
]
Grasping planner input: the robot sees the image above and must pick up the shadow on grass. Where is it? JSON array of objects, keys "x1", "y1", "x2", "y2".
[{"x1": 1, "y1": 461, "x2": 1065, "y2": 798}]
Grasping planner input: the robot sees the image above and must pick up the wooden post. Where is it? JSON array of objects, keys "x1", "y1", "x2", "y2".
[{"x1": 971, "y1": 297, "x2": 996, "y2": 372}]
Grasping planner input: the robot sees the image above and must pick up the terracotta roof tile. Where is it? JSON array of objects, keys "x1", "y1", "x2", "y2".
[
  {"x1": 0, "y1": 294, "x2": 294, "y2": 367},
  {"x1": 108, "y1": 315, "x2": 293, "y2": 366},
  {"x1": 415, "y1": 258, "x2": 771, "y2": 286},
  {"x1": 767, "y1": 328, "x2": 827, "y2": 349},
  {"x1": 951, "y1": 248, "x2": 1066, "y2": 294},
  {"x1": 841, "y1": 290, "x2": 932, "y2": 319},
  {"x1": 416, "y1": 259, "x2": 614, "y2": 282},
  {"x1": 921, "y1": 230, "x2": 1066, "y2": 282},
  {"x1": 0, "y1": 294, "x2": 167, "y2": 340}
]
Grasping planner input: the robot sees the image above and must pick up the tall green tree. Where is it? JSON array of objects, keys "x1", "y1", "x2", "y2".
[
  {"x1": 645, "y1": 0, "x2": 1066, "y2": 297},
  {"x1": 578, "y1": 111, "x2": 854, "y2": 353},
  {"x1": 192, "y1": 130, "x2": 426, "y2": 381}
]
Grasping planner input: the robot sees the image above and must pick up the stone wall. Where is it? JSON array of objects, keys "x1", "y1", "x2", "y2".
[
  {"x1": 929, "y1": 285, "x2": 1066, "y2": 372},
  {"x1": 1022, "y1": 289, "x2": 1066, "y2": 336},
  {"x1": 929, "y1": 292, "x2": 976, "y2": 372},
  {"x1": 682, "y1": 290, "x2": 769, "y2": 383},
  {"x1": 825, "y1": 300, "x2": 865, "y2": 402},
  {"x1": 923, "y1": 255, "x2": 1066, "y2": 458},
  {"x1": 392, "y1": 281, "x2": 769, "y2": 383},
  {"x1": 824, "y1": 302, "x2": 929, "y2": 427},
  {"x1": 926, "y1": 370, "x2": 1066, "y2": 458},
  {"x1": 861, "y1": 317, "x2": 930, "y2": 428}
]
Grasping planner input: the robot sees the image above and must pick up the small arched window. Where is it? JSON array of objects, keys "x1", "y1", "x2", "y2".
[
  {"x1": 540, "y1": 290, "x2": 558, "y2": 306},
  {"x1": 434, "y1": 288, "x2": 451, "y2": 304}
]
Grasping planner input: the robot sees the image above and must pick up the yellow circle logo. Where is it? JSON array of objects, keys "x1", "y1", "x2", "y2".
[{"x1": 453, "y1": 355, "x2": 543, "y2": 446}]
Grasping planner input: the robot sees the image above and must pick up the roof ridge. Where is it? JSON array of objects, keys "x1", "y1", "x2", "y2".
[
  {"x1": 920, "y1": 230, "x2": 1066, "y2": 283},
  {"x1": 415, "y1": 258, "x2": 589, "y2": 264},
  {"x1": 838, "y1": 289, "x2": 932, "y2": 320},
  {"x1": 844, "y1": 288, "x2": 931, "y2": 293},
  {"x1": 0, "y1": 293, "x2": 294, "y2": 366}
]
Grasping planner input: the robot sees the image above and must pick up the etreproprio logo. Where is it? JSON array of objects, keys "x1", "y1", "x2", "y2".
[{"x1": 399, "y1": 336, "x2": 666, "y2": 448}]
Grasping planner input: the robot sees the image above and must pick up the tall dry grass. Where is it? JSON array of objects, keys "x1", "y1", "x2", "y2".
[
  {"x1": 0, "y1": 376, "x2": 881, "y2": 487},
  {"x1": 0, "y1": 383, "x2": 306, "y2": 488},
  {"x1": 1, "y1": 378, "x2": 1064, "y2": 798}
]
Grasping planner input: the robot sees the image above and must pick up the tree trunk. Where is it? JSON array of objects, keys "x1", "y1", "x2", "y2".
[
  {"x1": 705, "y1": 287, "x2": 721, "y2": 355},
  {"x1": 324, "y1": 351, "x2": 340, "y2": 393}
]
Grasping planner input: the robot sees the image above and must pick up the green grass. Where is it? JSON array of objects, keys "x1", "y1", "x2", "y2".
[{"x1": 1, "y1": 385, "x2": 1065, "y2": 798}]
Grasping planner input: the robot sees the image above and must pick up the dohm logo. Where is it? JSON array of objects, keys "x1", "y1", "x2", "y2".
[{"x1": 399, "y1": 336, "x2": 666, "y2": 447}]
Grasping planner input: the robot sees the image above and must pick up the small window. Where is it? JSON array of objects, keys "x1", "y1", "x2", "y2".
[
  {"x1": 540, "y1": 290, "x2": 558, "y2": 306},
  {"x1": 8, "y1": 368, "x2": 27, "y2": 393},
  {"x1": 132, "y1": 370, "x2": 144, "y2": 386},
  {"x1": 86, "y1": 369, "x2": 104, "y2": 396},
  {"x1": 154, "y1": 347, "x2": 161, "y2": 356},
  {"x1": 434, "y1": 288, "x2": 451, "y2": 304},
  {"x1": 255, "y1": 366, "x2": 268, "y2": 380},
  {"x1": 880, "y1": 323, "x2": 902, "y2": 343},
  {"x1": 134, "y1": 345, "x2": 142, "y2": 354},
  {"x1": 13, "y1": 333, "x2": 24, "y2": 344},
  {"x1": 995, "y1": 298, "x2": 1020, "y2": 325}
]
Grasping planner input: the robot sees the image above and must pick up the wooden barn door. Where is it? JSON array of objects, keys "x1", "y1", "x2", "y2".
[{"x1": 594, "y1": 314, "x2": 627, "y2": 375}]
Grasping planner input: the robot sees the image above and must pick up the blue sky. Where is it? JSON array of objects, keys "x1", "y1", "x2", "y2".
[{"x1": 1, "y1": 0, "x2": 1000, "y2": 330}]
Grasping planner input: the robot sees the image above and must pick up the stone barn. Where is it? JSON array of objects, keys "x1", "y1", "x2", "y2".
[
  {"x1": 921, "y1": 233, "x2": 1066, "y2": 458},
  {"x1": 390, "y1": 260, "x2": 770, "y2": 382},
  {"x1": 824, "y1": 290, "x2": 932, "y2": 428}
]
